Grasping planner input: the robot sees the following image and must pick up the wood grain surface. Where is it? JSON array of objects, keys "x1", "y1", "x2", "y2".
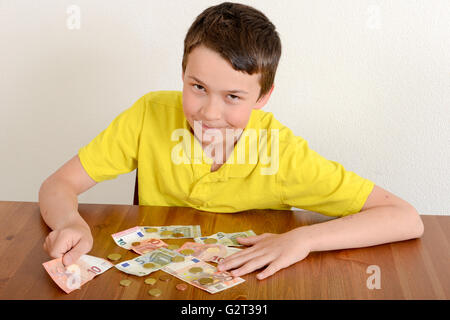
[{"x1": 0, "y1": 201, "x2": 448, "y2": 300}]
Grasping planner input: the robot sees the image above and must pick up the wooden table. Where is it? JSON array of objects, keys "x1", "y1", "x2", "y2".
[{"x1": 0, "y1": 201, "x2": 448, "y2": 300}]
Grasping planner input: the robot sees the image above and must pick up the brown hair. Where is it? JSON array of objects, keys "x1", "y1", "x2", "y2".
[{"x1": 182, "y1": 2, "x2": 282, "y2": 102}]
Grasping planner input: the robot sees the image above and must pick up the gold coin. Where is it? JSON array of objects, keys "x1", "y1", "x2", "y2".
[
  {"x1": 204, "y1": 238, "x2": 218, "y2": 244},
  {"x1": 131, "y1": 241, "x2": 141, "y2": 247},
  {"x1": 148, "y1": 288, "x2": 162, "y2": 297},
  {"x1": 176, "y1": 283, "x2": 188, "y2": 291},
  {"x1": 167, "y1": 244, "x2": 180, "y2": 250},
  {"x1": 198, "y1": 277, "x2": 213, "y2": 285},
  {"x1": 160, "y1": 230, "x2": 173, "y2": 236},
  {"x1": 171, "y1": 256, "x2": 185, "y2": 263},
  {"x1": 180, "y1": 249, "x2": 195, "y2": 256},
  {"x1": 159, "y1": 275, "x2": 171, "y2": 282},
  {"x1": 120, "y1": 279, "x2": 132, "y2": 287},
  {"x1": 143, "y1": 263, "x2": 155, "y2": 269},
  {"x1": 107, "y1": 253, "x2": 122, "y2": 261},
  {"x1": 145, "y1": 228, "x2": 158, "y2": 233},
  {"x1": 172, "y1": 232, "x2": 184, "y2": 238},
  {"x1": 144, "y1": 277, "x2": 157, "y2": 285},
  {"x1": 189, "y1": 267, "x2": 203, "y2": 274}
]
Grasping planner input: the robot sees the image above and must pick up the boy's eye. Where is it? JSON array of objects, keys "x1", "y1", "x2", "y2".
[
  {"x1": 192, "y1": 84, "x2": 240, "y2": 101},
  {"x1": 193, "y1": 84, "x2": 205, "y2": 91}
]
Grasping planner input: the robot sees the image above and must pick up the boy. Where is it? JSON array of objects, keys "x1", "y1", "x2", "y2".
[{"x1": 39, "y1": 2, "x2": 423, "y2": 281}]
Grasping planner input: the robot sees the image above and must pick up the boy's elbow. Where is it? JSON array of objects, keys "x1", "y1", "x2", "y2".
[{"x1": 407, "y1": 206, "x2": 424, "y2": 239}]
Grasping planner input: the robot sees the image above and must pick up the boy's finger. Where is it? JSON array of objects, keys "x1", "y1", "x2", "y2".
[
  {"x1": 257, "y1": 260, "x2": 284, "y2": 280},
  {"x1": 62, "y1": 239, "x2": 90, "y2": 266},
  {"x1": 230, "y1": 255, "x2": 272, "y2": 277},
  {"x1": 237, "y1": 233, "x2": 271, "y2": 244},
  {"x1": 218, "y1": 250, "x2": 264, "y2": 272}
]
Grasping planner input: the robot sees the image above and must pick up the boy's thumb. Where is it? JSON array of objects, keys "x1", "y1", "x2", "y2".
[
  {"x1": 62, "y1": 240, "x2": 90, "y2": 266},
  {"x1": 62, "y1": 251, "x2": 77, "y2": 266}
]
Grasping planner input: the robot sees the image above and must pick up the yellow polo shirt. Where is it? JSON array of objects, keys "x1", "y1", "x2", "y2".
[{"x1": 78, "y1": 90, "x2": 374, "y2": 217}]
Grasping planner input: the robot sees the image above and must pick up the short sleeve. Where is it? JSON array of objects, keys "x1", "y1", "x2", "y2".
[
  {"x1": 78, "y1": 95, "x2": 146, "y2": 182},
  {"x1": 277, "y1": 136, "x2": 375, "y2": 217}
]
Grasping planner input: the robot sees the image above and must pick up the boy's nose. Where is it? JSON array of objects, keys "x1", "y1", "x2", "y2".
[{"x1": 200, "y1": 101, "x2": 222, "y2": 121}]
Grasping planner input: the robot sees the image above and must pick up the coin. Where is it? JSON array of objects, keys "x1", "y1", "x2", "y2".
[
  {"x1": 120, "y1": 279, "x2": 132, "y2": 287},
  {"x1": 206, "y1": 247, "x2": 220, "y2": 253},
  {"x1": 131, "y1": 241, "x2": 141, "y2": 247},
  {"x1": 145, "y1": 227, "x2": 158, "y2": 233},
  {"x1": 167, "y1": 244, "x2": 180, "y2": 250},
  {"x1": 107, "y1": 253, "x2": 122, "y2": 261},
  {"x1": 144, "y1": 277, "x2": 157, "y2": 285},
  {"x1": 172, "y1": 232, "x2": 184, "y2": 238},
  {"x1": 180, "y1": 249, "x2": 195, "y2": 256},
  {"x1": 204, "y1": 238, "x2": 218, "y2": 244},
  {"x1": 148, "y1": 288, "x2": 162, "y2": 297},
  {"x1": 171, "y1": 256, "x2": 185, "y2": 263},
  {"x1": 176, "y1": 283, "x2": 188, "y2": 291},
  {"x1": 188, "y1": 267, "x2": 203, "y2": 274},
  {"x1": 159, "y1": 275, "x2": 171, "y2": 282},
  {"x1": 198, "y1": 277, "x2": 214, "y2": 285},
  {"x1": 160, "y1": 230, "x2": 173, "y2": 236},
  {"x1": 143, "y1": 263, "x2": 156, "y2": 269}
]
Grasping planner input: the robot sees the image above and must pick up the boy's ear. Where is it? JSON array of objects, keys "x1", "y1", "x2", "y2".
[{"x1": 253, "y1": 84, "x2": 274, "y2": 110}]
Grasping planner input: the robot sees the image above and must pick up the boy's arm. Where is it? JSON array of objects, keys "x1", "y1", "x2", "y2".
[
  {"x1": 39, "y1": 155, "x2": 97, "y2": 265},
  {"x1": 218, "y1": 185, "x2": 424, "y2": 280},
  {"x1": 302, "y1": 184, "x2": 423, "y2": 252}
]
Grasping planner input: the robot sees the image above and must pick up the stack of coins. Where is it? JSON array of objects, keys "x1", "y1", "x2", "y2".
[
  {"x1": 107, "y1": 253, "x2": 122, "y2": 261},
  {"x1": 167, "y1": 244, "x2": 180, "y2": 250},
  {"x1": 119, "y1": 279, "x2": 132, "y2": 287},
  {"x1": 144, "y1": 277, "x2": 156, "y2": 285},
  {"x1": 148, "y1": 288, "x2": 162, "y2": 297},
  {"x1": 189, "y1": 267, "x2": 203, "y2": 274}
]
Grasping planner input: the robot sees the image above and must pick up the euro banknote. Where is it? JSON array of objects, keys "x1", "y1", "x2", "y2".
[
  {"x1": 112, "y1": 225, "x2": 202, "y2": 249},
  {"x1": 177, "y1": 241, "x2": 242, "y2": 263},
  {"x1": 115, "y1": 247, "x2": 185, "y2": 276},
  {"x1": 130, "y1": 238, "x2": 168, "y2": 255},
  {"x1": 162, "y1": 257, "x2": 245, "y2": 294},
  {"x1": 194, "y1": 230, "x2": 256, "y2": 247},
  {"x1": 42, "y1": 255, "x2": 113, "y2": 294}
]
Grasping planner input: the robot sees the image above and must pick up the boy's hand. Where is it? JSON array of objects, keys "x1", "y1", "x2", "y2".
[
  {"x1": 217, "y1": 228, "x2": 311, "y2": 280},
  {"x1": 43, "y1": 221, "x2": 93, "y2": 266}
]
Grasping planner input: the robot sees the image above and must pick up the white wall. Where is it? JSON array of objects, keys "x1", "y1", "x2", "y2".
[{"x1": 1, "y1": 0, "x2": 448, "y2": 215}]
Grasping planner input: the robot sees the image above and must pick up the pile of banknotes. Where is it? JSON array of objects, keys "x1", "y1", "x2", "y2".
[{"x1": 42, "y1": 225, "x2": 256, "y2": 295}]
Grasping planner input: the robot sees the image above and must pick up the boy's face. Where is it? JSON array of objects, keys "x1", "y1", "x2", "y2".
[{"x1": 181, "y1": 45, "x2": 274, "y2": 146}]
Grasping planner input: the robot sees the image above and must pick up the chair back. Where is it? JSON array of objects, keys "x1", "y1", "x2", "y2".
[{"x1": 133, "y1": 169, "x2": 139, "y2": 205}]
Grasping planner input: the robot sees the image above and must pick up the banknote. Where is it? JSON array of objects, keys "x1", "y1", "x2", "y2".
[
  {"x1": 194, "y1": 230, "x2": 256, "y2": 247},
  {"x1": 141, "y1": 225, "x2": 202, "y2": 239},
  {"x1": 177, "y1": 242, "x2": 242, "y2": 263},
  {"x1": 112, "y1": 225, "x2": 202, "y2": 249},
  {"x1": 42, "y1": 255, "x2": 113, "y2": 294},
  {"x1": 111, "y1": 226, "x2": 146, "y2": 250},
  {"x1": 162, "y1": 257, "x2": 245, "y2": 294},
  {"x1": 115, "y1": 247, "x2": 185, "y2": 276},
  {"x1": 131, "y1": 238, "x2": 168, "y2": 255}
]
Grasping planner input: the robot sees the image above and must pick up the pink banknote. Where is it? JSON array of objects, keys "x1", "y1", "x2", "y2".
[{"x1": 43, "y1": 255, "x2": 113, "y2": 294}]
